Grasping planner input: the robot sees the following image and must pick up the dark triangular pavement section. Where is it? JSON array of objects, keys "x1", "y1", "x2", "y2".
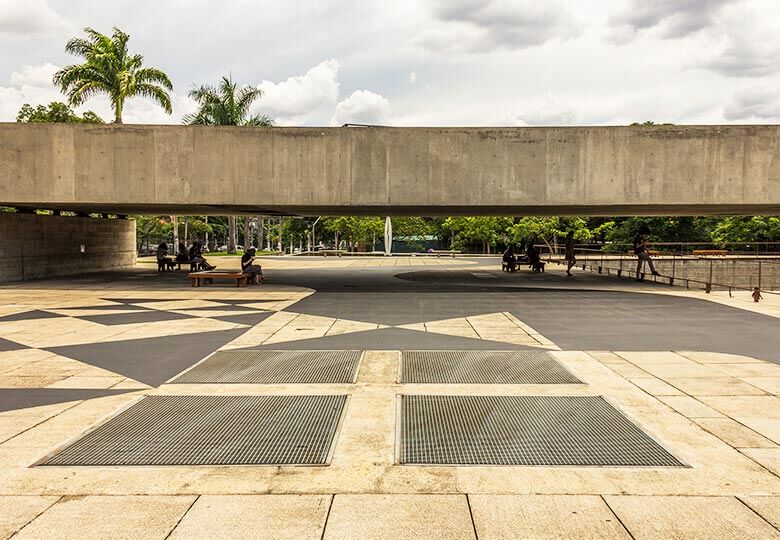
[
  {"x1": 0, "y1": 337, "x2": 29, "y2": 351},
  {"x1": 59, "y1": 304, "x2": 151, "y2": 311},
  {"x1": 0, "y1": 310, "x2": 64, "y2": 322},
  {"x1": 210, "y1": 312, "x2": 274, "y2": 327},
  {"x1": 248, "y1": 327, "x2": 539, "y2": 351},
  {"x1": 76, "y1": 310, "x2": 195, "y2": 326},
  {"x1": 45, "y1": 328, "x2": 250, "y2": 387},
  {"x1": 0, "y1": 388, "x2": 136, "y2": 413}
]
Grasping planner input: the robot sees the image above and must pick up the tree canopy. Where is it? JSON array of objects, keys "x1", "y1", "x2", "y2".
[
  {"x1": 16, "y1": 101, "x2": 103, "y2": 124},
  {"x1": 53, "y1": 27, "x2": 173, "y2": 123},
  {"x1": 184, "y1": 75, "x2": 272, "y2": 126}
]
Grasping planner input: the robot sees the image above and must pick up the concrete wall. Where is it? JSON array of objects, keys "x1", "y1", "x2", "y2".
[
  {"x1": 0, "y1": 213, "x2": 136, "y2": 282},
  {"x1": 1, "y1": 124, "x2": 779, "y2": 216}
]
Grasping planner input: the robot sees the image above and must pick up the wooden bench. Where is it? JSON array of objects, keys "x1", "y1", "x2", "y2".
[
  {"x1": 430, "y1": 250, "x2": 462, "y2": 258},
  {"x1": 628, "y1": 250, "x2": 661, "y2": 256},
  {"x1": 693, "y1": 249, "x2": 728, "y2": 256},
  {"x1": 189, "y1": 271, "x2": 248, "y2": 287}
]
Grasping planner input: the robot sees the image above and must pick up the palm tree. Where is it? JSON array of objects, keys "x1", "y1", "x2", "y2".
[
  {"x1": 185, "y1": 75, "x2": 273, "y2": 252},
  {"x1": 53, "y1": 27, "x2": 173, "y2": 124},
  {"x1": 184, "y1": 75, "x2": 272, "y2": 126}
]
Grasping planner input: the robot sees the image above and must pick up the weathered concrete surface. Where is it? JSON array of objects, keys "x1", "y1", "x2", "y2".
[
  {"x1": 0, "y1": 213, "x2": 136, "y2": 282},
  {"x1": 1, "y1": 123, "x2": 779, "y2": 216}
]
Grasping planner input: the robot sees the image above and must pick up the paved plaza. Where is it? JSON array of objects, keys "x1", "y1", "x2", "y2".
[{"x1": 0, "y1": 256, "x2": 779, "y2": 538}]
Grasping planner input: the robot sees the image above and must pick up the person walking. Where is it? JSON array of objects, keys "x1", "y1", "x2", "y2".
[
  {"x1": 564, "y1": 231, "x2": 576, "y2": 277},
  {"x1": 634, "y1": 233, "x2": 659, "y2": 281}
]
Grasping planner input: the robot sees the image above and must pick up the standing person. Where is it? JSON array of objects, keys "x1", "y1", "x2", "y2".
[
  {"x1": 752, "y1": 287, "x2": 763, "y2": 303},
  {"x1": 564, "y1": 231, "x2": 576, "y2": 277},
  {"x1": 634, "y1": 233, "x2": 659, "y2": 281},
  {"x1": 241, "y1": 247, "x2": 265, "y2": 284}
]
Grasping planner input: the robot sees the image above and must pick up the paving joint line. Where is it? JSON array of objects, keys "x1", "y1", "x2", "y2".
[
  {"x1": 8, "y1": 494, "x2": 64, "y2": 539},
  {"x1": 164, "y1": 494, "x2": 200, "y2": 539},
  {"x1": 465, "y1": 493, "x2": 479, "y2": 539},
  {"x1": 320, "y1": 494, "x2": 335, "y2": 540},
  {"x1": 735, "y1": 495, "x2": 780, "y2": 532},
  {"x1": 599, "y1": 494, "x2": 636, "y2": 540}
]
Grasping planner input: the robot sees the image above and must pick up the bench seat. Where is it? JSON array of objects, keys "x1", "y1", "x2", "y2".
[{"x1": 189, "y1": 271, "x2": 248, "y2": 287}]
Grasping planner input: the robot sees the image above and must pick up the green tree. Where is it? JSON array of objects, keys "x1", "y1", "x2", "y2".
[
  {"x1": 184, "y1": 75, "x2": 272, "y2": 126},
  {"x1": 711, "y1": 216, "x2": 780, "y2": 244},
  {"x1": 16, "y1": 101, "x2": 103, "y2": 124},
  {"x1": 441, "y1": 217, "x2": 513, "y2": 253},
  {"x1": 53, "y1": 27, "x2": 173, "y2": 124},
  {"x1": 184, "y1": 75, "x2": 272, "y2": 252}
]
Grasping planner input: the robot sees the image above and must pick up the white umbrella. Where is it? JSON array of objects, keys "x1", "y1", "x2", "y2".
[{"x1": 384, "y1": 216, "x2": 392, "y2": 256}]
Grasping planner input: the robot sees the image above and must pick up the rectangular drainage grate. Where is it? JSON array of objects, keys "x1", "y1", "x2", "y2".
[
  {"x1": 39, "y1": 395, "x2": 347, "y2": 466},
  {"x1": 400, "y1": 395, "x2": 683, "y2": 467},
  {"x1": 401, "y1": 351, "x2": 581, "y2": 384},
  {"x1": 172, "y1": 350, "x2": 361, "y2": 384}
]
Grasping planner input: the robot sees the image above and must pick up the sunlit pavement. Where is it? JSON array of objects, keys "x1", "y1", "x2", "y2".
[{"x1": 1, "y1": 257, "x2": 778, "y2": 539}]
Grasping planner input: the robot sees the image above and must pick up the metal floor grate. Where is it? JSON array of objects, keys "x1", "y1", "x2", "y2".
[
  {"x1": 401, "y1": 351, "x2": 581, "y2": 384},
  {"x1": 39, "y1": 395, "x2": 347, "y2": 466},
  {"x1": 172, "y1": 350, "x2": 361, "y2": 384},
  {"x1": 400, "y1": 395, "x2": 683, "y2": 466}
]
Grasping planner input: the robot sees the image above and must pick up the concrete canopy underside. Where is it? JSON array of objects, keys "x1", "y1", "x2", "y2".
[{"x1": 2, "y1": 124, "x2": 779, "y2": 216}]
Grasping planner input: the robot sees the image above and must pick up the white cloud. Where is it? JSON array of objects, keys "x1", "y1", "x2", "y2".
[
  {"x1": 413, "y1": 0, "x2": 578, "y2": 53},
  {"x1": 409, "y1": 72, "x2": 417, "y2": 84},
  {"x1": 256, "y1": 59, "x2": 340, "y2": 124},
  {"x1": 723, "y1": 87, "x2": 780, "y2": 120},
  {"x1": 332, "y1": 90, "x2": 390, "y2": 125},
  {"x1": 505, "y1": 98, "x2": 577, "y2": 126},
  {"x1": 607, "y1": 0, "x2": 735, "y2": 43},
  {"x1": 0, "y1": 0, "x2": 70, "y2": 35},
  {"x1": 699, "y1": 10, "x2": 780, "y2": 77}
]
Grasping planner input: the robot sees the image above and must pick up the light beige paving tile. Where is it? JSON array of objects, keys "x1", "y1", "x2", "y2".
[
  {"x1": 656, "y1": 395, "x2": 724, "y2": 418},
  {"x1": 170, "y1": 495, "x2": 330, "y2": 539},
  {"x1": 586, "y1": 351, "x2": 630, "y2": 364},
  {"x1": 470, "y1": 495, "x2": 629, "y2": 539},
  {"x1": 736, "y1": 418, "x2": 780, "y2": 445},
  {"x1": 323, "y1": 495, "x2": 474, "y2": 540},
  {"x1": 710, "y1": 363, "x2": 780, "y2": 378},
  {"x1": 603, "y1": 362, "x2": 650, "y2": 378},
  {"x1": 741, "y1": 448, "x2": 780, "y2": 476},
  {"x1": 46, "y1": 375, "x2": 126, "y2": 389},
  {"x1": 639, "y1": 363, "x2": 728, "y2": 379},
  {"x1": 739, "y1": 377, "x2": 780, "y2": 395},
  {"x1": 0, "y1": 374, "x2": 69, "y2": 388},
  {"x1": 668, "y1": 377, "x2": 768, "y2": 396},
  {"x1": 326, "y1": 319, "x2": 380, "y2": 336},
  {"x1": 14, "y1": 495, "x2": 197, "y2": 540},
  {"x1": 740, "y1": 496, "x2": 780, "y2": 529},
  {"x1": 604, "y1": 495, "x2": 780, "y2": 540},
  {"x1": 628, "y1": 377, "x2": 685, "y2": 396},
  {"x1": 0, "y1": 495, "x2": 60, "y2": 539},
  {"x1": 677, "y1": 351, "x2": 765, "y2": 364},
  {"x1": 691, "y1": 418, "x2": 777, "y2": 448},
  {"x1": 698, "y1": 396, "x2": 780, "y2": 418},
  {"x1": 614, "y1": 351, "x2": 695, "y2": 365}
]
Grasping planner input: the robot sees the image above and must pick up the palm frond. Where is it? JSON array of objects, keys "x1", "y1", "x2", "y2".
[
  {"x1": 134, "y1": 84, "x2": 172, "y2": 114},
  {"x1": 135, "y1": 67, "x2": 173, "y2": 90}
]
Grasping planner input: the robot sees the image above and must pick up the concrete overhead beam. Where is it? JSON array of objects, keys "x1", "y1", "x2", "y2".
[{"x1": 1, "y1": 123, "x2": 778, "y2": 216}]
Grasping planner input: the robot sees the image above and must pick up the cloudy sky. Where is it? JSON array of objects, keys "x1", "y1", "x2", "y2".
[{"x1": 1, "y1": 0, "x2": 779, "y2": 125}]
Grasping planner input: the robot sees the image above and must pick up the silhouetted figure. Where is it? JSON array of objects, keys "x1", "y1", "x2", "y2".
[
  {"x1": 527, "y1": 241, "x2": 544, "y2": 272},
  {"x1": 565, "y1": 231, "x2": 576, "y2": 277},
  {"x1": 634, "y1": 233, "x2": 658, "y2": 281},
  {"x1": 241, "y1": 247, "x2": 265, "y2": 284},
  {"x1": 753, "y1": 287, "x2": 763, "y2": 303},
  {"x1": 176, "y1": 242, "x2": 189, "y2": 263},
  {"x1": 502, "y1": 245, "x2": 517, "y2": 272},
  {"x1": 156, "y1": 242, "x2": 174, "y2": 272},
  {"x1": 189, "y1": 242, "x2": 215, "y2": 271}
]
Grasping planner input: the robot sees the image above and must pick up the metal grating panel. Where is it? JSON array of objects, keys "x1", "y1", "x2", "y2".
[
  {"x1": 401, "y1": 351, "x2": 581, "y2": 384},
  {"x1": 172, "y1": 350, "x2": 361, "y2": 384},
  {"x1": 40, "y1": 395, "x2": 347, "y2": 466},
  {"x1": 400, "y1": 395, "x2": 683, "y2": 466}
]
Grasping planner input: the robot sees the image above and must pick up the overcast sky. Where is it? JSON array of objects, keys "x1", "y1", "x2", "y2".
[{"x1": 1, "y1": 0, "x2": 779, "y2": 126}]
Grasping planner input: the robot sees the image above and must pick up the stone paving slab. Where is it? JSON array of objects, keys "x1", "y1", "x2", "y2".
[
  {"x1": 0, "y1": 495, "x2": 59, "y2": 539},
  {"x1": 11, "y1": 495, "x2": 196, "y2": 540},
  {"x1": 469, "y1": 495, "x2": 630, "y2": 539},
  {"x1": 169, "y1": 495, "x2": 331, "y2": 539},
  {"x1": 323, "y1": 495, "x2": 475, "y2": 540},
  {"x1": 603, "y1": 495, "x2": 780, "y2": 539}
]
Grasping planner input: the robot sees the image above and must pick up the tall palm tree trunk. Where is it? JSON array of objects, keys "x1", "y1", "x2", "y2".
[{"x1": 228, "y1": 216, "x2": 237, "y2": 253}]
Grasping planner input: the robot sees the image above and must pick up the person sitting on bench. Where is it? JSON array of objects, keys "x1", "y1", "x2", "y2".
[
  {"x1": 241, "y1": 247, "x2": 265, "y2": 284},
  {"x1": 526, "y1": 241, "x2": 544, "y2": 272},
  {"x1": 188, "y1": 242, "x2": 215, "y2": 271},
  {"x1": 502, "y1": 245, "x2": 517, "y2": 272},
  {"x1": 175, "y1": 242, "x2": 190, "y2": 264},
  {"x1": 156, "y1": 242, "x2": 174, "y2": 272}
]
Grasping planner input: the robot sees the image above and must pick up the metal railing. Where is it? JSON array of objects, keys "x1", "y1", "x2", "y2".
[{"x1": 539, "y1": 244, "x2": 780, "y2": 297}]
